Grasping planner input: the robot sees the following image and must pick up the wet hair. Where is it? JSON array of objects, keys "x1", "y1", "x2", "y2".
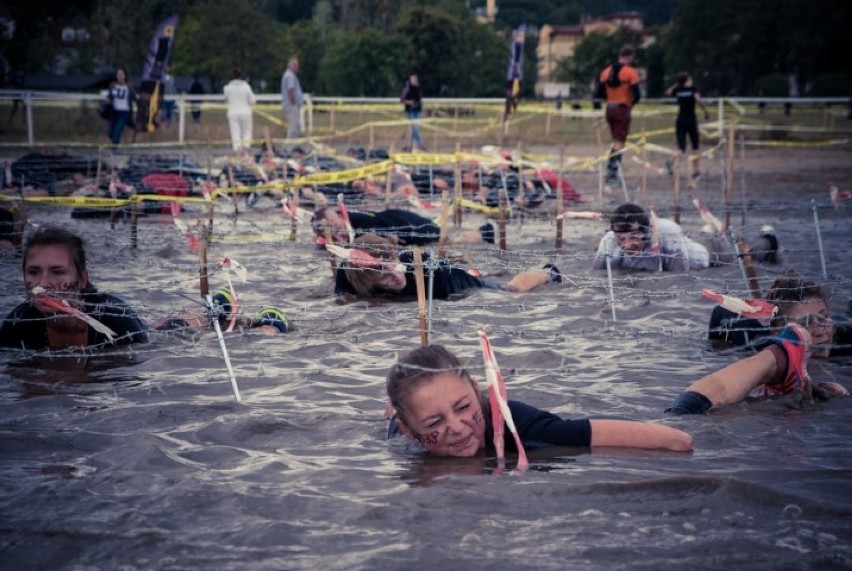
[
  {"x1": 766, "y1": 275, "x2": 827, "y2": 328},
  {"x1": 620, "y1": 45, "x2": 635, "y2": 59},
  {"x1": 23, "y1": 225, "x2": 95, "y2": 293},
  {"x1": 336, "y1": 263, "x2": 376, "y2": 296},
  {"x1": 311, "y1": 207, "x2": 330, "y2": 236},
  {"x1": 333, "y1": 238, "x2": 402, "y2": 296},
  {"x1": 386, "y1": 345, "x2": 482, "y2": 427},
  {"x1": 610, "y1": 203, "x2": 650, "y2": 234}
]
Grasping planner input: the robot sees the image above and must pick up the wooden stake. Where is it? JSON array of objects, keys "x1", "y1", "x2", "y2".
[
  {"x1": 555, "y1": 145, "x2": 565, "y2": 250},
  {"x1": 289, "y1": 187, "x2": 299, "y2": 242},
  {"x1": 498, "y1": 187, "x2": 509, "y2": 251},
  {"x1": 437, "y1": 190, "x2": 450, "y2": 259},
  {"x1": 725, "y1": 125, "x2": 735, "y2": 231},
  {"x1": 198, "y1": 222, "x2": 210, "y2": 297},
  {"x1": 129, "y1": 187, "x2": 139, "y2": 249},
  {"x1": 412, "y1": 247, "x2": 429, "y2": 346},
  {"x1": 453, "y1": 142, "x2": 462, "y2": 228},
  {"x1": 673, "y1": 154, "x2": 681, "y2": 224},
  {"x1": 227, "y1": 165, "x2": 239, "y2": 215},
  {"x1": 737, "y1": 237, "x2": 761, "y2": 298}
]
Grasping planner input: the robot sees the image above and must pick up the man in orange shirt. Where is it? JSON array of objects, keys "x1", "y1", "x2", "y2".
[{"x1": 595, "y1": 46, "x2": 641, "y2": 186}]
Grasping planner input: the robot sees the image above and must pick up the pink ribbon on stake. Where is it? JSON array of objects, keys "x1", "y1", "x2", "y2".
[
  {"x1": 336, "y1": 193, "x2": 355, "y2": 243},
  {"x1": 31, "y1": 287, "x2": 117, "y2": 341},
  {"x1": 700, "y1": 288, "x2": 778, "y2": 318},
  {"x1": 476, "y1": 328, "x2": 529, "y2": 472}
]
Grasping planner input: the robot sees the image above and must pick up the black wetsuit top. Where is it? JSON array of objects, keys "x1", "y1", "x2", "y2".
[
  {"x1": 708, "y1": 306, "x2": 852, "y2": 357},
  {"x1": 348, "y1": 209, "x2": 439, "y2": 246},
  {"x1": 674, "y1": 85, "x2": 697, "y2": 119},
  {"x1": 0, "y1": 292, "x2": 149, "y2": 350},
  {"x1": 388, "y1": 400, "x2": 592, "y2": 449},
  {"x1": 488, "y1": 401, "x2": 592, "y2": 450}
]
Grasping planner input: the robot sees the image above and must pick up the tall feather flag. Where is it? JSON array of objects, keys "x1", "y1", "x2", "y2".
[
  {"x1": 136, "y1": 15, "x2": 179, "y2": 133},
  {"x1": 503, "y1": 24, "x2": 526, "y2": 123}
]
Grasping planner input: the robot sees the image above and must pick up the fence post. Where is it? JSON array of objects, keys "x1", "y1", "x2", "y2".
[
  {"x1": 25, "y1": 92, "x2": 34, "y2": 146},
  {"x1": 178, "y1": 93, "x2": 186, "y2": 144}
]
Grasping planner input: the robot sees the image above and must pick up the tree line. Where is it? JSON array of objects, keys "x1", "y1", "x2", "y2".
[{"x1": 2, "y1": 0, "x2": 849, "y2": 98}]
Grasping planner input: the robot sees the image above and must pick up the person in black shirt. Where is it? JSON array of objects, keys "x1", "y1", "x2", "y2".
[
  {"x1": 666, "y1": 72, "x2": 709, "y2": 182},
  {"x1": 708, "y1": 275, "x2": 851, "y2": 358},
  {"x1": 385, "y1": 345, "x2": 693, "y2": 457},
  {"x1": 401, "y1": 72, "x2": 425, "y2": 151},
  {"x1": 313, "y1": 206, "x2": 440, "y2": 246},
  {"x1": 0, "y1": 226, "x2": 148, "y2": 350}
]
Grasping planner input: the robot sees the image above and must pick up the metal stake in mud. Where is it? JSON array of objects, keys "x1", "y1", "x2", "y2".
[
  {"x1": 812, "y1": 199, "x2": 827, "y2": 279},
  {"x1": 729, "y1": 229, "x2": 761, "y2": 298},
  {"x1": 605, "y1": 254, "x2": 617, "y2": 323},
  {"x1": 206, "y1": 293, "x2": 241, "y2": 403}
]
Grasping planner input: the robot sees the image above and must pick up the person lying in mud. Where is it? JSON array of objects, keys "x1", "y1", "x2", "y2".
[
  {"x1": 0, "y1": 206, "x2": 19, "y2": 252},
  {"x1": 593, "y1": 203, "x2": 725, "y2": 271},
  {"x1": 592, "y1": 203, "x2": 776, "y2": 272},
  {"x1": 153, "y1": 288, "x2": 290, "y2": 336},
  {"x1": 707, "y1": 275, "x2": 851, "y2": 357},
  {"x1": 310, "y1": 206, "x2": 492, "y2": 247},
  {"x1": 334, "y1": 243, "x2": 562, "y2": 300},
  {"x1": 666, "y1": 323, "x2": 849, "y2": 415},
  {"x1": 0, "y1": 225, "x2": 148, "y2": 350},
  {"x1": 386, "y1": 344, "x2": 693, "y2": 456}
]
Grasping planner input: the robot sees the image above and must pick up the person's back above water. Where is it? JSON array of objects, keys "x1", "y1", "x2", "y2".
[{"x1": 0, "y1": 225, "x2": 148, "y2": 350}]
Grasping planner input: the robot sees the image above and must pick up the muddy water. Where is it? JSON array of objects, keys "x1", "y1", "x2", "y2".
[{"x1": 1, "y1": 147, "x2": 851, "y2": 570}]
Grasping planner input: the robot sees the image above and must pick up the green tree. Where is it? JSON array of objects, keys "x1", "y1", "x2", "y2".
[
  {"x1": 3, "y1": 0, "x2": 97, "y2": 72},
  {"x1": 171, "y1": 0, "x2": 281, "y2": 91},
  {"x1": 452, "y1": 20, "x2": 509, "y2": 97},
  {"x1": 94, "y1": 0, "x2": 191, "y2": 75},
  {"x1": 280, "y1": 21, "x2": 327, "y2": 94},
  {"x1": 664, "y1": 0, "x2": 851, "y2": 96},
  {"x1": 318, "y1": 28, "x2": 408, "y2": 96},
  {"x1": 395, "y1": 5, "x2": 460, "y2": 96}
]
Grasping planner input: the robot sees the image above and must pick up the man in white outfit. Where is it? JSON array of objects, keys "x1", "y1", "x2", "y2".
[
  {"x1": 281, "y1": 57, "x2": 304, "y2": 142},
  {"x1": 593, "y1": 203, "x2": 714, "y2": 272},
  {"x1": 223, "y1": 68, "x2": 256, "y2": 153}
]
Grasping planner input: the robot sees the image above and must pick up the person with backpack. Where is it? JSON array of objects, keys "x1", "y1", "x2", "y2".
[{"x1": 595, "y1": 46, "x2": 641, "y2": 187}]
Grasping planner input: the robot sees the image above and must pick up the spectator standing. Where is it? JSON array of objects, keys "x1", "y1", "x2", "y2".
[
  {"x1": 8, "y1": 69, "x2": 25, "y2": 123},
  {"x1": 160, "y1": 73, "x2": 176, "y2": 127},
  {"x1": 401, "y1": 72, "x2": 424, "y2": 151},
  {"x1": 189, "y1": 75, "x2": 205, "y2": 123},
  {"x1": 105, "y1": 67, "x2": 138, "y2": 147},
  {"x1": 223, "y1": 68, "x2": 256, "y2": 154},
  {"x1": 281, "y1": 57, "x2": 304, "y2": 143},
  {"x1": 666, "y1": 72, "x2": 710, "y2": 182}
]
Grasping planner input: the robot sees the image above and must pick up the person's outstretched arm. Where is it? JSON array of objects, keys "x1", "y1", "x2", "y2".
[
  {"x1": 590, "y1": 419, "x2": 693, "y2": 451},
  {"x1": 506, "y1": 264, "x2": 561, "y2": 292},
  {"x1": 667, "y1": 324, "x2": 811, "y2": 414}
]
